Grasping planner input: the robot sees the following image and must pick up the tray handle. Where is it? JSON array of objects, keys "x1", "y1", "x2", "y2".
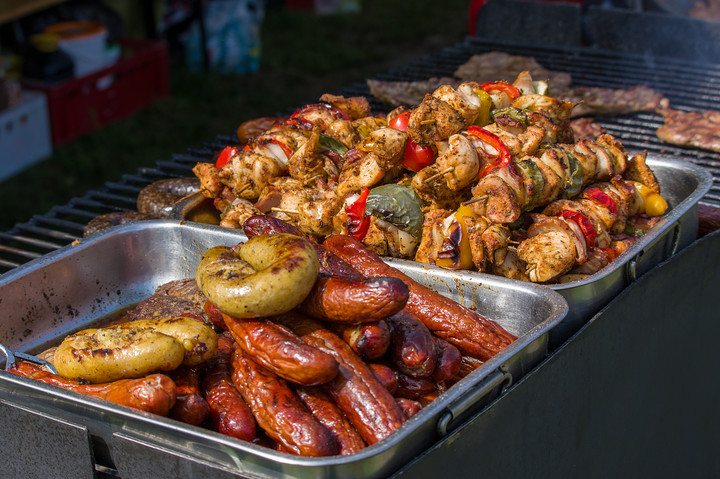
[
  {"x1": 436, "y1": 369, "x2": 512, "y2": 437},
  {"x1": 625, "y1": 221, "x2": 682, "y2": 284}
]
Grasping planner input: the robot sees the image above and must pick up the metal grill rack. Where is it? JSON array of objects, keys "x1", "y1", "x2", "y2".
[{"x1": 2, "y1": 36, "x2": 720, "y2": 274}]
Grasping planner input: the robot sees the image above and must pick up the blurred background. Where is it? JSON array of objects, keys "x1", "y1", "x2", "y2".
[{"x1": 0, "y1": 0, "x2": 469, "y2": 231}]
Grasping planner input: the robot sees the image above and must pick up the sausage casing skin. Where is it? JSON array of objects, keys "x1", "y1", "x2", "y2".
[
  {"x1": 168, "y1": 365, "x2": 210, "y2": 426},
  {"x1": 53, "y1": 316, "x2": 217, "y2": 383},
  {"x1": 202, "y1": 334, "x2": 257, "y2": 441},
  {"x1": 330, "y1": 320, "x2": 391, "y2": 361},
  {"x1": 386, "y1": 311, "x2": 438, "y2": 378},
  {"x1": 295, "y1": 386, "x2": 366, "y2": 455},
  {"x1": 221, "y1": 310, "x2": 339, "y2": 386},
  {"x1": 196, "y1": 234, "x2": 319, "y2": 319},
  {"x1": 291, "y1": 326, "x2": 406, "y2": 446},
  {"x1": 323, "y1": 234, "x2": 517, "y2": 360},
  {"x1": 298, "y1": 275, "x2": 409, "y2": 324},
  {"x1": 9, "y1": 361, "x2": 177, "y2": 416},
  {"x1": 231, "y1": 347, "x2": 339, "y2": 456},
  {"x1": 242, "y1": 215, "x2": 363, "y2": 278}
]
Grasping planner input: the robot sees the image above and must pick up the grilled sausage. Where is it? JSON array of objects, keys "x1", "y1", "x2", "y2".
[
  {"x1": 298, "y1": 275, "x2": 409, "y2": 324},
  {"x1": 221, "y1": 310, "x2": 339, "y2": 386},
  {"x1": 323, "y1": 234, "x2": 517, "y2": 360},
  {"x1": 394, "y1": 373, "x2": 436, "y2": 400},
  {"x1": 231, "y1": 347, "x2": 339, "y2": 456},
  {"x1": 432, "y1": 337, "x2": 463, "y2": 383},
  {"x1": 295, "y1": 386, "x2": 366, "y2": 455},
  {"x1": 330, "y1": 320, "x2": 391, "y2": 361},
  {"x1": 9, "y1": 361, "x2": 176, "y2": 416},
  {"x1": 53, "y1": 316, "x2": 218, "y2": 383},
  {"x1": 386, "y1": 311, "x2": 438, "y2": 378},
  {"x1": 168, "y1": 365, "x2": 210, "y2": 426},
  {"x1": 279, "y1": 316, "x2": 406, "y2": 446},
  {"x1": 202, "y1": 335, "x2": 257, "y2": 441},
  {"x1": 396, "y1": 397, "x2": 423, "y2": 419},
  {"x1": 368, "y1": 363, "x2": 398, "y2": 395},
  {"x1": 196, "y1": 234, "x2": 319, "y2": 319},
  {"x1": 242, "y1": 215, "x2": 362, "y2": 278}
]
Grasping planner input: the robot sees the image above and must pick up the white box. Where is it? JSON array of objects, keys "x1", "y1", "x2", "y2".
[{"x1": 0, "y1": 90, "x2": 52, "y2": 182}]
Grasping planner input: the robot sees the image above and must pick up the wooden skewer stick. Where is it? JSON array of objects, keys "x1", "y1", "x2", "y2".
[
  {"x1": 303, "y1": 175, "x2": 322, "y2": 186},
  {"x1": 271, "y1": 207, "x2": 300, "y2": 216},
  {"x1": 424, "y1": 167, "x2": 454, "y2": 183},
  {"x1": 420, "y1": 118, "x2": 436, "y2": 126},
  {"x1": 462, "y1": 195, "x2": 488, "y2": 206}
]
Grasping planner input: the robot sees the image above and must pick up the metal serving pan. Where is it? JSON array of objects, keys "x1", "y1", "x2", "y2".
[
  {"x1": 0, "y1": 220, "x2": 567, "y2": 479},
  {"x1": 547, "y1": 156, "x2": 712, "y2": 346}
]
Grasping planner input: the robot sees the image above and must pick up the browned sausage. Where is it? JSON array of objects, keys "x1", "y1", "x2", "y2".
[
  {"x1": 168, "y1": 365, "x2": 210, "y2": 426},
  {"x1": 279, "y1": 317, "x2": 406, "y2": 446},
  {"x1": 9, "y1": 361, "x2": 176, "y2": 416},
  {"x1": 231, "y1": 346, "x2": 339, "y2": 456},
  {"x1": 394, "y1": 373, "x2": 436, "y2": 400},
  {"x1": 221, "y1": 310, "x2": 339, "y2": 386},
  {"x1": 323, "y1": 234, "x2": 517, "y2": 360},
  {"x1": 330, "y1": 320, "x2": 391, "y2": 361},
  {"x1": 243, "y1": 215, "x2": 362, "y2": 278},
  {"x1": 202, "y1": 335, "x2": 257, "y2": 441},
  {"x1": 368, "y1": 363, "x2": 398, "y2": 395},
  {"x1": 386, "y1": 311, "x2": 438, "y2": 378},
  {"x1": 203, "y1": 300, "x2": 227, "y2": 330},
  {"x1": 396, "y1": 397, "x2": 423, "y2": 419},
  {"x1": 298, "y1": 275, "x2": 409, "y2": 324},
  {"x1": 295, "y1": 386, "x2": 366, "y2": 455},
  {"x1": 432, "y1": 337, "x2": 463, "y2": 383}
]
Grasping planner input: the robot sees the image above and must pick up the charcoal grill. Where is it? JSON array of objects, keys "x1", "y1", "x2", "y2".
[
  {"x1": 0, "y1": 36, "x2": 719, "y2": 478},
  {"x1": 2, "y1": 37, "x2": 720, "y2": 275}
]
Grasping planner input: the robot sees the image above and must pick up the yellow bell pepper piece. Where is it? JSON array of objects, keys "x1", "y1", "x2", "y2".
[
  {"x1": 631, "y1": 181, "x2": 668, "y2": 217},
  {"x1": 435, "y1": 205, "x2": 477, "y2": 270}
]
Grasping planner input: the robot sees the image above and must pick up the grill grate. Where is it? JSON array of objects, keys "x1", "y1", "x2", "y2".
[{"x1": 2, "y1": 37, "x2": 720, "y2": 275}]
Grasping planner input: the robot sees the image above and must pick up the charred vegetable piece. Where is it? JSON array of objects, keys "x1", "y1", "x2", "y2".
[{"x1": 365, "y1": 184, "x2": 424, "y2": 241}]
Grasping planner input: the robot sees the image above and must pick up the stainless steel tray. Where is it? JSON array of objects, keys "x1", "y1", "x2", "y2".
[
  {"x1": 548, "y1": 156, "x2": 712, "y2": 346},
  {"x1": 0, "y1": 220, "x2": 567, "y2": 479}
]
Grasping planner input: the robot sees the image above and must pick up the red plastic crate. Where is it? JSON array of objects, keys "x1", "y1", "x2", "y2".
[{"x1": 22, "y1": 38, "x2": 170, "y2": 146}]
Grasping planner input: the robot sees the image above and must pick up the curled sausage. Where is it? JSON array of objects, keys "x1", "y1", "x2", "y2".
[
  {"x1": 202, "y1": 335, "x2": 257, "y2": 441},
  {"x1": 386, "y1": 311, "x2": 438, "y2": 378},
  {"x1": 330, "y1": 320, "x2": 391, "y2": 361},
  {"x1": 295, "y1": 386, "x2": 366, "y2": 455},
  {"x1": 196, "y1": 234, "x2": 319, "y2": 319},
  {"x1": 242, "y1": 215, "x2": 362, "y2": 278},
  {"x1": 221, "y1": 309, "x2": 339, "y2": 386},
  {"x1": 53, "y1": 316, "x2": 218, "y2": 383},
  {"x1": 298, "y1": 275, "x2": 409, "y2": 324},
  {"x1": 323, "y1": 234, "x2": 517, "y2": 360},
  {"x1": 432, "y1": 337, "x2": 463, "y2": 383},
  {"x1": 279, "y1": 317, "x2": 406, "y2": 446},
  {"x1": 231, "y1": 346, "x2": 339, "y2": 456},
  {"x1": 9, "y1": 361, "x2": 177, "y2": 416},
  {"x1": 168, "y1": 365, "x2": 210, "y2": 426}
]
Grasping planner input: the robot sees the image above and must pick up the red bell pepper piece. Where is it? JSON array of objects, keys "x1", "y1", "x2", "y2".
[
  {"x1": 214, "y1": 146, "x2": 238, "y2": 168},
  {"x1": 584, "y1": 187, "x2": 618, "y2": 215},
  {"x1": 467, "y1": 125, "x2": 512, "y2": 178},
  {"x1": 345, "y1": 187, "x2": 371, "y2": 241},
  {"x1": 560, "y1": 209, "x2": 597, "y2": 248},
  {"x1": 480, "y1": 81, "x2": 521, "y2": 101}
]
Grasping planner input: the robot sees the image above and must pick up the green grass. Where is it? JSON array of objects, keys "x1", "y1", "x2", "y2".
[{"x1": 0, "y1": 0, "x2": 469, "y2": 231}]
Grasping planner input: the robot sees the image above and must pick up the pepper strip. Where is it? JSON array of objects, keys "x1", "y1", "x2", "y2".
[{"x1": 467, "y1": 126, "x2": 512, "y2": 179}]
